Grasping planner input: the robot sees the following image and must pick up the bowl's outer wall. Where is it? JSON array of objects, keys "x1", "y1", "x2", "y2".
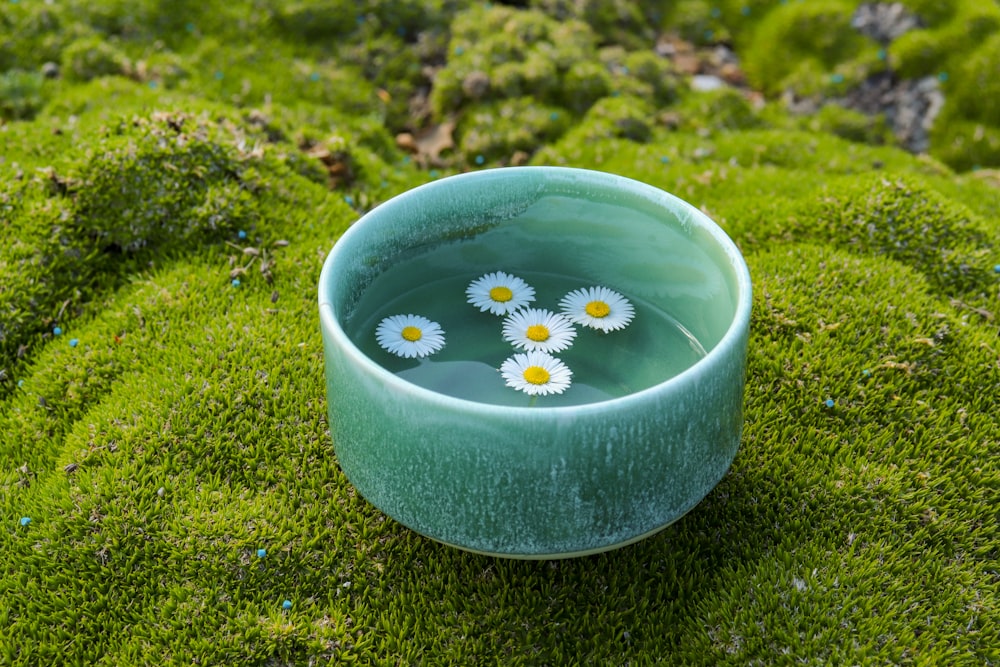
[
  {"x1": 318, "y1": 167, "x2": 751, "y2": 557},
  {"x1": 322, "y1": 313, "x2": 747, "y2": 557}
]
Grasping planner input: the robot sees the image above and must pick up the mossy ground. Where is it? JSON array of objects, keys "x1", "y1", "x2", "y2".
[{"x1": 2, "y1": 1, "x2": 999, "y2": 665}]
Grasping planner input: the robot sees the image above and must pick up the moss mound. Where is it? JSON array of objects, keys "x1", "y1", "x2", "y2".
[{"x1": 1, "y1": 1, "x2": 999, "y2": 664}]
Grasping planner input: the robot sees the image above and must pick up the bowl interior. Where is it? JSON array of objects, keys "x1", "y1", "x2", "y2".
[{"x1": 320, "y1": 167, "x2": 748, "y2": 407}]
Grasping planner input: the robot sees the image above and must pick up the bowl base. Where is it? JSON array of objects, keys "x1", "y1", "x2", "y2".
[{"x1": 422, "y1": 514, "x2": 688, "y2": 560}]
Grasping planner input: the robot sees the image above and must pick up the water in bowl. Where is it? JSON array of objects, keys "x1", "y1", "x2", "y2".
[{"x1": 343, "y1": 207, "x2": 711, "y2": 407}]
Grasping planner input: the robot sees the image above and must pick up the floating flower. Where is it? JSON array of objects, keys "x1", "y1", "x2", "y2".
[
  {"x1": 502, "y1": 308, "x2": 576, "y2": 353},
  {"x1": 559, "y1": 286, "x2": 635, "y2": 332},
  {"x1": 500, "y1": 351, "x2": 573, "y2": 396},
  {"x1": 375, "y1": 314, "x2": 445, "y2": 358},
  {"x1": 466, "y1": 271, "x2": 535, "y2": 316}
]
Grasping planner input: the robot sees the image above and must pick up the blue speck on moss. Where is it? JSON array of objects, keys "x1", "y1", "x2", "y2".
[
  {"x1": 741, "y1": 6, "x2": 751, "y2": 16},
  {"x1": 824, "y1": 398, "x2": 835, "y2": 408},
  {"x1": 831, "y1": 74, "x2": 845, "y2": 84},
  {"x1": 475, "y1": 154, "x2": 485, "y2": 165},
  {"x1": 878, "y1": 48, "x2": 887, "y2": 60},
  {"x1": 429, "y1": 169, "x2": 440, "y2": 178},
  {"x1": 938, "y1": 72, "x2": 948, "y2": 82},
  {"x1": 214, "y1": 71, "x2": 224, "y2": 81},
  {"x1": 256, "y1": 548, "x2": 267, "y2": 558},
  {"x1": 232, "y1": 279, "x2": 241, "y2": 287},
  {"x1": 282, "y1": 600, "x2": 292, "y2": 610},
  {"x1": 309, "y1": 72, "x2": 320, "y2": 82},
  {"x1": 704, "y1": 29, "x2": 714, "y2": 40},
  {"x1": 660, "y1": 156, "x2": 671, "y2": 164},
  {"x1": 17, "y1": 380, "x2": 23, "y2": 388},
  {"x1": 148, "y1": 81, "x2": 158, "y2": 89},
  {"x1": 185, "y1": 22, "x2": 195, "y2": 33},
  {"x1": 238, "y1": 230, "x2": 247, "y2": 239},
  {"x1": 862, "y1": 369, "x2": 872, "y2": 377},
  {"x1": 344, "y1": 195, "x2": 355, "y2": 206},
  {"x1": 550, "y1": 111, "x2": 559, "y2": 121},
  {"x1": 20, "y1": 517, "x2": 31, "y2": 526},
  {"x1": 993, "y1": 264, "x2": 1000, "y2": 273},
  {"x1": 53, "y1": 326, "x2": 62, "y2": 336},
  {"x1": 69, "y1": 339, "x2": 79, "y2": 347},
  {"x1": 710, "y1": 7, "x2": 721, "y2": 18},
  {"x1": 454, "y1": 46, "x2": 464, "y2": 56}
]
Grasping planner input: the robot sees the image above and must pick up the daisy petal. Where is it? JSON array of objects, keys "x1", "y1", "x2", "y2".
[
  {"x1": 501, "y1": 308, "x2": 577, "y2": 353},
  {"x1": 466, "y1": 271, "x2": 536, "y2": 316},
  {"x1": 375, "y1": 314, "x2": 446, "y2": 358},
  {"x1": 500, "y1": 351, "x2": 573, "y2": 396},
  {"x1": 559, "y1": 286, "x2": 635, "y2": 332}
]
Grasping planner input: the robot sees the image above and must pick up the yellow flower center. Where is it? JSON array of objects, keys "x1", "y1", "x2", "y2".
[
  {"x1": 523, "y1": 366, "x2": 550, "y2": 385},
  {"x1": 585, "y1": 300, "x2": 611, "y2": 318},
  {"x1": 526, "y1": 324, "x2": 550, "y2": 342},
  {"x1": 489, "y1": 286, "x2": 514, "y2": 303},
  {"x1": 401, "y1": 326, "x2": 423, "y2": 342}
]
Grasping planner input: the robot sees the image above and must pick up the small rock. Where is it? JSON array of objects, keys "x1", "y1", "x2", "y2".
[
  {"x1": 41, "y1": 62, "x2": 60, "y2": 79},
  {"x1": 395, "y1": 132, "x2": 418, "y2": 153},
  {"x1": 691, "y1": 74, "x2": 726, "y2": 92},
  {"x1": 851, "y1": 2, "x2": 922, "y2": 44}
]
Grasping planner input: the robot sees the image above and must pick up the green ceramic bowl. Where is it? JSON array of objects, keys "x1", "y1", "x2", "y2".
[{"x1": 318, "y1": 166, "x2": 751, "y2": 558}]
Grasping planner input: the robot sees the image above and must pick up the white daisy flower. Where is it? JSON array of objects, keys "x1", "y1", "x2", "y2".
[
  {"x1": 500, "y1": 351, "x2": 573, "y2": 396},
  {"x1": 375, "y1": 314, "x2": 446, "y2": 358},
  {"x1": 466, "y1": 271, "x2": 536, "y2": 316},
  {"x1": 559, "y1": 286, "x2": 635, "y2": 332},
  {"x1": 501, "y1": 307, "x2": 577, "y2": 353}
]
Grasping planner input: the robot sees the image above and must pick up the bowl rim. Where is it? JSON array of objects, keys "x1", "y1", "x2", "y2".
[{"x1": 318, "y1": 166, "x2": 751, "y2": 417}]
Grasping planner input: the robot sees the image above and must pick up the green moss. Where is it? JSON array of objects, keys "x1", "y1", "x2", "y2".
[
  {"x1": 429, "y1": 4, "x2": 678, "y2": 128},
  {"x1": 61, "y1": 36, "x2": 132, "y2": 82},
  {"x1": 743, "y1": 0, "x2": 869, "y2": 96},
  {"x1": 566, "y1": 94, "x2": 656, "y2": 144},
  {"x1": 0, "y1": 70, "x2": 51, "y2": 121},
  {"x1": 559, "y1": 60, "x2": 613, "y2": 113},
  {"x1": 598, "y1": 47, "x2": 681, "y2": 106},
  {"x1": 430, "y1": 5, "x2": 599, "y2": 118},
  {"x1": 894, "y1": 0, "x2": 961, "y2": 26},
  {"x1": 807, "y1": 104, "x2": 895, "y2": 146},
  {"x1": 0, "y1": 2, "x2": 83, "y2": 71},
  {"x1": 889, "y1": 1, "x2": 1000, "y2": 79},
  {"x1": 2, "y1": 3, "x2": 1000, "y2": 665},
  {"x1": 674, "y1": 88, "x2": 763, "y2": 133},
  {"x1": 530, "y1": 0, "x2": 657, "y2": 49},
  {"x1": 458, "y1": 97, "x2": 571, "y2": 162},
  {"x1": 667, "y1": 0, "x2": 730, "y2": 46},
  {"x1": 931, "y1": 116, "x2": 1000, "y2": 172},
  {"x1": 949, "y1": 32, "x2": 1000, "y2": 126}
]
